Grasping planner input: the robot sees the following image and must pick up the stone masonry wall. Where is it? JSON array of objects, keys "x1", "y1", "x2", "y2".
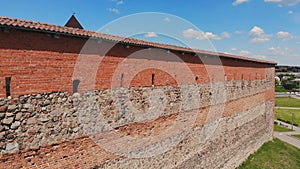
[{"x1": 0, "y1": 77, "x2": 274, "y2": 168}]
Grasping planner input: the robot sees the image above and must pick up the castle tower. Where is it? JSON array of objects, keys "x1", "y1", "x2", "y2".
[{"x1": 64, "y1": 14, "x2": 83, "y2": 29}]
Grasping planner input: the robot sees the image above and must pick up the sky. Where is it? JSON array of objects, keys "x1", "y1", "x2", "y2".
[{"x1": 1, "y1": 0, "x2": 300, "y2": 65}]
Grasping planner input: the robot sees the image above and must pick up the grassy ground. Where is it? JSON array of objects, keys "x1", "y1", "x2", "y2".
[
  {"x1": 238, "y1": 138, "x2": 300, "y2": 169},
  {"x1": 275, "y1": 108, "x2": 300, "y2": 126},
  {"x1": 275, "y1": 97, "x2": 300, "y2": 107},
  {"x1": 292, "y1": 135, "x2": 300, "y2": 140},
  {"x1": 274, "y1": 123, "x2": 294, "y2": 132},
  {"x1": 275, "y1": 86, "x2": 289, "y2": 92}
]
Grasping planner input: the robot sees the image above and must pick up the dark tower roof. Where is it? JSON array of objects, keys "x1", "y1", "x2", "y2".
[{"x1": 64, "y1": 15, "x2": 83, "y2": 29}]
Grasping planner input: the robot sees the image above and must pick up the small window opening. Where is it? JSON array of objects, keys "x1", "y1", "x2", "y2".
[
  {"x1": 151, "y1": 74, "x2": 155, "y2": 86},
  {"x1": 120, "y1": 73, "x2": 124, "y2": 87},
  {"x1": 5, "y1": 77, "x2": 11, "y2": 97},
  {"x1": 72, "y1": 80, "x2": 80, "y2": 94},
  {"x1": 241, "y1": 74, "x2": 244, "y2": 90}
]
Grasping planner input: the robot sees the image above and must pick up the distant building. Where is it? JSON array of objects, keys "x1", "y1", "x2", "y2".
[{"x1": 276, "y1": 65, "x2": 300, "y2": 73}]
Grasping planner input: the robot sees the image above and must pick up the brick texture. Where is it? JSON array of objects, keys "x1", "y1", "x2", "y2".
[{"x1": 0, "y1": 28, "x2": 275, "y2": 168}]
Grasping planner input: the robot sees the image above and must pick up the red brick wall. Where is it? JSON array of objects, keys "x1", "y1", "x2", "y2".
[
  {"x1": 0, "y1": 136, "x2": 116, "y2": 169},
  {"x1": 0, "y1": 28, "x2": 274, "y2": 98}
]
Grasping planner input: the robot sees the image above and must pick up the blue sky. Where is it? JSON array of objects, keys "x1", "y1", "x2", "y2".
[{"x1": 1, "y1": 0, "x2": 300, "y2": 65}]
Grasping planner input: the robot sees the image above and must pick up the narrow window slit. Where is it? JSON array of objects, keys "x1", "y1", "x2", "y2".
[
  {"x1": 120, "y1": 73, "x2": 124, "y2": 87},
  {"x1": 5, "y1": 77, "x2": 11, "y2": 97},
  {"x1": 72, "y1": 80, "x2": 80, "y2": 94},
  {"x1": 152, "y1": 74, "x2": 155, "y2": 86}
]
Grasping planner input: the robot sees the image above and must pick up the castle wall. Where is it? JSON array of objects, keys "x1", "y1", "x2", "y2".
[{"x1": 0, "y1": 28, "x2": 275, "y2": 168}]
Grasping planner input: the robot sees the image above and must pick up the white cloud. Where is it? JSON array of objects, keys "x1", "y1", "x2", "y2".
[
  {"x1": 108, "y1": 8, "x2": 119, "y2": 14},
  {"x1": 277, "y1": 31, "x2": 293, "y2": 40},
  {"x1": 116, "y1": 0, "x2": 124, "y2": 5},
  {"x1": 234, "y1": 30, "x2": 243, "y2": 34},
  {"x1": 228, "y1": 48, "x2": 251, "y2": 56},
  {"x1": 183, "y1": 29, "x2": 221, "y2": 40},
  {"x1": 288, "y1": 10, "x2": 294, "y2": 14},
  {"x1": 269, "y1": 46, "x2": 280, "y2": 53},
  {"x1": 144, "y1": 32, "x2": 158, "y2": 38},
  {"x1": 268, "y1": 46, "x2": 291, "y2": 55},
  {"x1": 249, "y1": 26, "x2": 272, "y2": 43},
  {"x1": 254, "y1": 54, "x2": 267, "y2": 59},
  {"x1": 230, "y1": 47, "x2": 238, "y2": 51},
  {"x1": 239, "y1": 50, "x2": 251, "y2": 55},
  {"x1": 249, "y1": 26, "x2": 263, "y2": 36},
  {"x1": 232, "y1": 0, "x2": 249, "y2": 6},
  {"x1": 182, "y1": 28, "x2": 231, "y2": 41},
  {"x1": 228, "y1": 48, "x2": 268, "y2": 59},
  {"x1": 264, "y1": 0, "x2": 300, "y2": 6},
  {"x1": 221, "y1": 32, "x2": 231, "y2": 39},
  {"x1": 164, "y1": 17, "x2": 171, "y2": 22}
]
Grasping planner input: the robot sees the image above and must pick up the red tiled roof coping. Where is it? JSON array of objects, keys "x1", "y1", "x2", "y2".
[{"x1": 0, "y1": 16, "x2": 276, "y2": 65}]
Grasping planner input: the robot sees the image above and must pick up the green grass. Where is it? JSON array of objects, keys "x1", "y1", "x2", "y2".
[
  {"x1": 275, "y1": 97, "x2": 300, "y2": 108},
  {"x1": 275, "y1": 85, "x2": 289, "y2": 92},
  {"x1": 275, "y1": 108, "x2": 300, "y2": 126},
  {"x1": 239, "y1": 138, "x2": 300, "y2": 169},
  {"x1": 292, "y1": 135, "x2": 300, "y2": 140},
  {"x1": 274, "y1": 123, "x2": 294, "y2": 132}
]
